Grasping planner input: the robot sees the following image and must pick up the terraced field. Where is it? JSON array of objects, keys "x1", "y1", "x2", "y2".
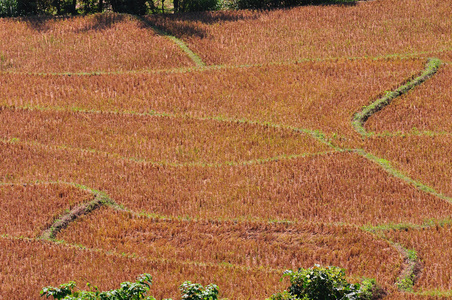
[{"x1": 1, "y1": 0, "x2": 452, "y2": 298}]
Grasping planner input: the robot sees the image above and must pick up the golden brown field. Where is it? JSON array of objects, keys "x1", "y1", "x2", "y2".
[
  {"x1": 145, "y1": 0, "x2": 452, "y2": 66},
  {"x1": 0, "y1": 183, "x2": 94, "y2": 236},
  {"x1": 1, "y1": 0, "x2": 452, "y2": 298},
  {"x1": 0, "y1": 14, "x2": 194, "y2": 73},
  {"x1": 0, "y1": 59, "x2": 425, "y2": 145},
  {"x1": 384, "y1": 225, "x2": 452, "y2": 291},
  {"x1": 366, "y1": 65, "x2": 452, "y2": 134}
]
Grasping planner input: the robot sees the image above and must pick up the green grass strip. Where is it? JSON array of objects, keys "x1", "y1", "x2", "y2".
[
  {"x1": 372, "y1": 130, "x2": 452, "y2": 138},
  {"x1": 353, "y1": 58, "x2": 442, "y2": 136},
  {"x1": 393, "y1": 244, "x2": 420, "y2": 292},
  {"x1": 354, "y1": 149, "x2": 452, "y2": 204},
  {"x1": 362, "y1": 228, "x2": 421, "y2": 293},
  {"x1": 136, "y1": 16, "x2": 205, "y2": 67},
  {"x1": 40, "y1": 192, "x2": 112, "y2": 240},
  {"x1": 2, "y1": 49, "x2": 450, "y2": 77},
  {"x1": 33, "y1": 181, "x2": 118, "y2": 240},
  {"x1": 188, "y1": 113, "x2": 341, "y2": 151},
  {"x1": 362, "y1": 217, "x2": 452, "y2": 233},
  {"x1": 0, "y1": 134, "x2": 339, "y2": 169},
  {"x1": 164, "y1": 35, "x2": 206, "y2": 67},
  {"x1": 414, "y1": 290, "x2": 452, "y2": 297},
  {"x1": 0, "y1": 180, "x2": 120, "y2": 239},
  {"x1": 1, "y1": 104, "x2": 339, "y2": 153}
]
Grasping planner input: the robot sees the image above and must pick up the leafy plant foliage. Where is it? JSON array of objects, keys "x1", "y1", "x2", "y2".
[
  {"x1": 40, "y1": 274, "x2": 220, "y2": 300},
  {"x1": 268, "y1": 265, "x2": 380, "y2": 300},
  {"x1": 0, "y1": 0, "x2": 18, "y2": 16},
  {"x1": 229, "y1": 0, "x2": 356, "y2": 9},
  {"x1": 41, "y1": 274, "x2": 156, "y2": 300},
  {"x1": 179, "y1": 281, "x2": 219, "y2": 300},
  {"x1": 174, "y1": 0, "x2": 220, "y2": 12}
]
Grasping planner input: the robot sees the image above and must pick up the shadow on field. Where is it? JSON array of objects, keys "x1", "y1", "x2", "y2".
[
  {"x1": 143, "y1": 11, "x2": 259, "y2": 39},
  {"x1": 19, "y1": 15, "x2": 56, "y2": 32},
  {"x1": 142, "y1": 0, "x2": 359, "y2": 39},
  {"x1": 20, "y1": 0, "x2": 358, "y2": 36},
  {"x1": 74, "y1": 13, "x2": 129, "y2": 33},
  {"x1": 20, "y1": 13, "x2": 129, "y2": 33},
  {"x1": 307, "y1": 0, "x2": 358, "y2": 6}
]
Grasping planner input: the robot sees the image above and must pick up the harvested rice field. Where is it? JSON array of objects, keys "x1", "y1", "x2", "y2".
[
  {"x1": 1, "y1": 0, "x2": 452, "y2": 298},
  {"x1": 144, "y1": 0, "x2": 452, "y2": 66},
  {"x1": 0, "y1": 14, "x2": 194, "y2": 73},
  {"x1": 365, "y1": 65, "x2": 452, "y2": 134}
]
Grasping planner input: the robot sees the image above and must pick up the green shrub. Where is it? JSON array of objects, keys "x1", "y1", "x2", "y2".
[
  {"x1": 179, "y1": 281, "x2": 219, "y2": 300},
  {"x1": 40, "y1": 275, "x2": 220, "y2": 300},
  {"x1": 40, "y1": 273, "x2": 156, "y2": 300},
  {"x1": 268, "y1": 265, "x2": 380, "y2": 300},
  {"x1": 229, "y1": 0, "x2": 300, "y2": 9},
  {"x1": 0, "y1": 0, "x2": 18, "y2": 16},
  {"x1": 229, "y1": 0, "x2": 356, "y2": 9},
  {"x1": 108, "y1": 0, "x2": 150, "y2": 15},
  {"x1": 175, "y1": 0, "x2": 221, "y2": 12}
]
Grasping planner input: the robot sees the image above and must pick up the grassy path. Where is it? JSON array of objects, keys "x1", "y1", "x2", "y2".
[
  {"x1": 1, "y1": 20, "x2": 451, "y2": 294},
  {"x1": 136, "y1": 16, "x2": 206, "y2": 68},
  {"x1": 0, "y1": 51, "x2": 449, "y2": 77},
  {"x1": 352, "y1": 58, "x2": 442, "y2": 136}
]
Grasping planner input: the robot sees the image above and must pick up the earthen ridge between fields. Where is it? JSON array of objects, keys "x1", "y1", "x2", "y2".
[
  {"x1": 352, "y1": 58, "x2": 442, "y2": 136},
  {"x1": 0, "y1": 232, "x2": 286, "y2": 277},
  {"x1": 348, "y1": 57, "x2": 452, "y2": 295},
  {"x1": 0, "y1": 135, "x2": 340, "y2": 167},
  {"x1": 2, "y1": 26, "x2": 452, "y2": 295},
  {"x1": 135, "y1": 15, "x2": 206, "y2": 68},
  {"x1": 1, "y1": 51, "x2": 449, "y2": 77}
]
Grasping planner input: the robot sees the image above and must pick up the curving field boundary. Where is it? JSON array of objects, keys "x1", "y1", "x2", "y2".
[
  {"x1": 350, "y1": 58, "x2": 452, "y2": 294},
  {"x1": 39, "y1": 188, "x2": 114, "y2": 240},
  {"x1": 2, "y1": 54, "x2": 452, "y2": 297},
  {"x1": 1, "y1": 52, "x2": 446, "y2": 77},
  {"x1": 352, "y1": 58, "x2": 442, "y2": 136},
  {"x1": 0, "y1": 104, "x2": 340, "y2": 166},
  {"x1": 354, "y1": 149, "x2": 452, "y2": 205},
  {"x1": 135, "y1": 16, "x2": 206, "y2": 68}
]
